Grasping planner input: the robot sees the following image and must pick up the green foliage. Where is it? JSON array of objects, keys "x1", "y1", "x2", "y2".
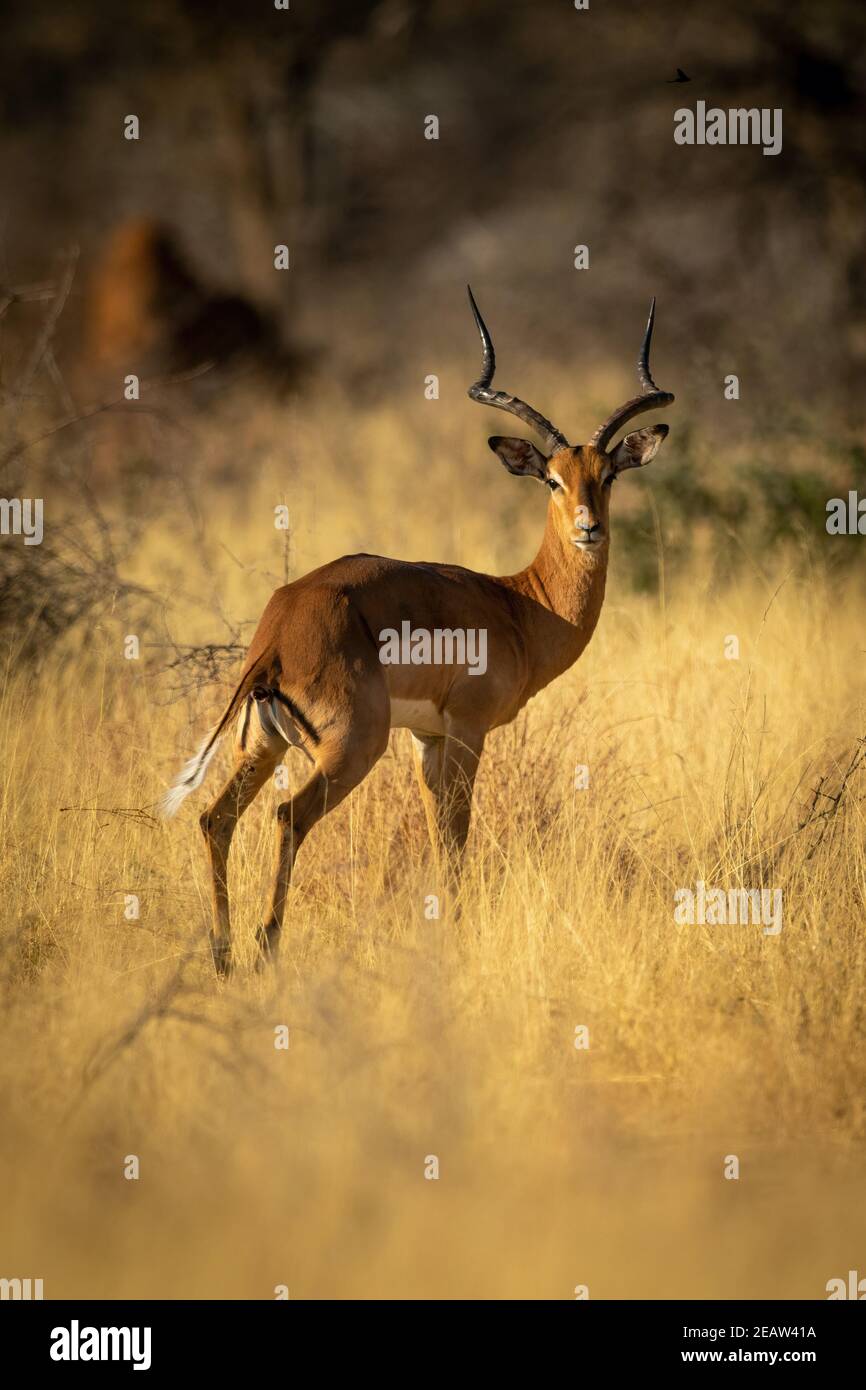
[{"x1": 617, "y1": 429, "x2": 863, "y2": 591}]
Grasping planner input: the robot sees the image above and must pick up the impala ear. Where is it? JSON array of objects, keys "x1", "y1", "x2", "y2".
[
  {"x1": 609, "y1": 424, "x2": 668, "y2": 474},
  {"x1": 488, "y1": 436, "x2": 548, "y2": 480}
]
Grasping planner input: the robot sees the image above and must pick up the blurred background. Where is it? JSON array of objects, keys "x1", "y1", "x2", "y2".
[
  {"x1": 2, "y1": 0, "x2": 865, "y2": 650},
  {"x1": 2, "y1": 0, "x2": 865, "y2": 418}
]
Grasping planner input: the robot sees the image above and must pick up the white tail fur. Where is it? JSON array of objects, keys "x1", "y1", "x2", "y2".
[
  {"x1": 159, "y1": 728, "x2": 224, "y2": 818},
  {"x1": 159, "y1": 692, "x2": 307, "y2": 819}
]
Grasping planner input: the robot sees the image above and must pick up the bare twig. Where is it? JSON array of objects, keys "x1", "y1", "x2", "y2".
[
  {"x1": 796, "y1": 737, "x2": 866, "y2": 862},
  {"x1": 79, "y1": 959, "x2": 192, "y2": 1093},
  {"x1": 0, "y1": 361, "x2": 214, "y2": 470},
  {"x1": 59, "y1": 805, "x2": 161, "y2": 827},
  {"x1": 0, "y1": 278, "x2": 59, "y2": 322},
  {"x1": 17, "y1": 247, "x2": 79, "y2": 400}
]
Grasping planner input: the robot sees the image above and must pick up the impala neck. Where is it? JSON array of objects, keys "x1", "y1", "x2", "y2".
[{"x1": 503, "y1": 506, "x2": 610, "y2": 631}]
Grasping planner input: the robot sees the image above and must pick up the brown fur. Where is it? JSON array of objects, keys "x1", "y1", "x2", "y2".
[{"x1": 165, "y1": 426, "x2": 669, "y2": 976}]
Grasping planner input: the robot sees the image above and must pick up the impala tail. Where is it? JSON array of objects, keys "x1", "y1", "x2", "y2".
[
  {"x1": 159, "y1": 664, "x2": 265, "y2": 818},
  {"x1": 159, "y1": 657, "x2": 322, "y2": 818}
]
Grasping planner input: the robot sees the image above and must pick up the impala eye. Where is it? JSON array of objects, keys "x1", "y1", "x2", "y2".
[{"x1": 547, "y1": 477, "x2": 562, "y2": 491}]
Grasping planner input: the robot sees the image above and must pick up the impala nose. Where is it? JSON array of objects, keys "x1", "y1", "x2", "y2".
[{"x1": 578, "y1": 521, "x2": 602, "y2": 542}]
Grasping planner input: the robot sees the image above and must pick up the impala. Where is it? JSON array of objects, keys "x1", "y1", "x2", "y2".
[{"x1": 161, "y1": 288, "x2": 674, "y2": 973}]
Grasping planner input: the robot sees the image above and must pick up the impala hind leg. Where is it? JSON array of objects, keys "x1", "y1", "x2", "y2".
[
  {"x1": 200, "y1": 730, "x2": 282, "y2": 976},
  {"x1": 411, "y1": 725, "x2": 485, "y2": 878},
  {"x1": 257, "y1": 729, "x2": 388, "y2": 962}
]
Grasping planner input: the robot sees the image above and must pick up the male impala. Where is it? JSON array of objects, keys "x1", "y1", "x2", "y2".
[{"x1": 161, "y1": 288, "x2": 674, "y2": 973}]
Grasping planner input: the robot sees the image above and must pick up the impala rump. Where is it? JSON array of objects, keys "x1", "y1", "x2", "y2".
[{"x1": 159, "y1": 667, "x2": 319, "y2": 818}]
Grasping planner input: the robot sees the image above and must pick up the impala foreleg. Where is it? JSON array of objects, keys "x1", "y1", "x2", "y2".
[{"x1": 412, "y1": 725, "x2": 484, "y2": 876}]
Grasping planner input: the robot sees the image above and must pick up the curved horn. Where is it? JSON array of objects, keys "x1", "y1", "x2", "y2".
[
  {"x1": 588, "y1": 298, "x2": 674, "y2": 453},
  {"x1": 466, "y1": 285, "x2": 569, "y2": 456}
]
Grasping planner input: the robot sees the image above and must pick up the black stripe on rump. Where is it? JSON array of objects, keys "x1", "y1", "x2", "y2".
[{"x1": 252, "y1": 685, "x2": 321, "y2": 746}]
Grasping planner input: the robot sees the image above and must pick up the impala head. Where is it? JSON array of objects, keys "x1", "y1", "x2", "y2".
[{"x1": 466, "y1": 286, "x2": 674, "y2": 553}]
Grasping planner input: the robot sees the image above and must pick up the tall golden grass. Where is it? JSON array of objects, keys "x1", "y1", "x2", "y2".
[{"x1": 0, "y1": 388, "x2": 864, "y2": 1300}]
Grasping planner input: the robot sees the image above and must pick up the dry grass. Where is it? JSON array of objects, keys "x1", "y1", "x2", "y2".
[{"x1": 0, "y1": 389, "x2": 864, "y2": 1301}]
